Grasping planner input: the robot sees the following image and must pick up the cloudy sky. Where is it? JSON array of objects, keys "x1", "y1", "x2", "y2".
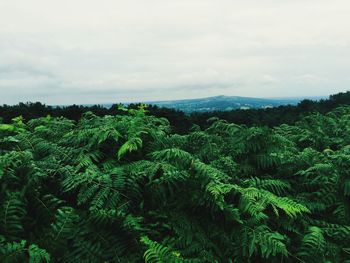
[{"x1": 0, "y1": 0, "x2": 349, "y2": 104}]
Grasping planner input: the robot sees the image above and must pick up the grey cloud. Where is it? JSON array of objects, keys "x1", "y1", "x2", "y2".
[{"x1": 0, "y1": 0, "x2": 349, "y2": 104}]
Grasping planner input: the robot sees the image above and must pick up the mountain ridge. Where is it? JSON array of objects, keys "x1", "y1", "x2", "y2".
[
  {"x1": 52, "y1": 95, "x2": 326, "y2": 113},
  {"x1": 112, "y1": 95, "x2": 325, "y2": 113}
]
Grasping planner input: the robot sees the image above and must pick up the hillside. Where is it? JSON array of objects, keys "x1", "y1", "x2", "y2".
[
  {"x1": 134, "y1": 95, "x2": 316, "y2": 113},
  {"x1": 1, "y1": 92, "x2": 348, "y2": 135},
  {"x1": 101, "y1": 95, "x2": 321, "y2": 113}
]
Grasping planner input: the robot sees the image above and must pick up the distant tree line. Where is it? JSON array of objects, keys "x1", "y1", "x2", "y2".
[
  {"x1": 0, "y1": 91, "x2": 349, "y2": 134},
  {"x1": 190, "y1": 91, "x2": 350, "y2": 128}
]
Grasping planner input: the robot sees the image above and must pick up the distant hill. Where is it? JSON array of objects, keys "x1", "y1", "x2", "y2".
[
  {"x1": 1, "y1": 91, "x2": 348, "y2": 131},
  {"x1": 137, "y1": 95, "x2": 323, "y2": 113},
  {"x1": 101, "y1": 95, "x2": 325, "y2": 113}
]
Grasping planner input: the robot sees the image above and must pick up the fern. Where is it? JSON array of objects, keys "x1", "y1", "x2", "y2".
[
  {"x1": 298, "y1": 226, "x2": 326, "y2": 262},
  {"x1": 118, "y1": 137, "x2": 143, "y2": 160},
  {"x1": 237, "y1": 225, "x2": 288, "y2": 259},
  {"x1": 0, "y1": 192, "x2": 26, "y2": 237},
  {"x1": 1, "y1": 106, "x2": 350, "y2": 262},
  {"x1": 28, "y1": 244, "x2": 51, "y2": 263},
  {"x1": 0, "y1": 239, "x2": 27, "y2": 262},
  {"x1": 141, "y1": 236, "x2": 189, "y2": 263},
  {"x1": 0, "y1": 239, "x2": 50, "y2": 263}
]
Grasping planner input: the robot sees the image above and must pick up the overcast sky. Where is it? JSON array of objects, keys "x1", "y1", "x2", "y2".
[{"x1": 0, "y1": 0, "x2": 349, "y2": 104}]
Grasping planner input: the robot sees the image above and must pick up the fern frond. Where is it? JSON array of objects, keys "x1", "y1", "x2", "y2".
[
  {"x1": 0, "y1": 192, "x2": 26, "y2": 237},
  {"x1": 118, "y1": 137, "x2": 143, "y2": 159},
  {"x1": 298, "y1": 226, "x2": 326, "y2": 261},
  {"x1": 28, "y1": 244, "x2": 51, "y2": 263}
]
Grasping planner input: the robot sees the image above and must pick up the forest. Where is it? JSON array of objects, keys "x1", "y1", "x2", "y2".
[
  {"x1": 1, "y1": 91, "x2": 350, "y2": 133},
  {"x1": 0, "y1": 94, "x2": 350, "y2": 262}
]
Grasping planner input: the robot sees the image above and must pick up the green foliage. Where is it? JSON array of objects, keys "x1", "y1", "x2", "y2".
[
  {"x1": 298, "y1": 226, "x2": 326, "y2": 262},
  {"x1": 141, "y1": 236, "x2": 190, "y2": 263},
  {"x1": 28, "y1": 244, "x2": 50, "y2": 263},
  {"x1": 1, "y1": 105, "x2": 350, "y2": 262},
  {"x1": 237, "y1": 225, "x2": 288, "y2": 259},
  {"x1": 0, "y1": 239, "x2": 50, "y2": 263}
]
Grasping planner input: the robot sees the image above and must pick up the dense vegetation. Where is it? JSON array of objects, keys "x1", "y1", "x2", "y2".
[
  {"x1": 1, "y1": 102, "x2": 350, "y2": 262},
  {"x1": 1, "y1": 91, "x2": 350, "y2": 133}
]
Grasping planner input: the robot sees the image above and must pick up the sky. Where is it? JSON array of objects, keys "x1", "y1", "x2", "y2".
[{"x1": 0, "y1": 0, "x2": 350, "y2": 105}]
